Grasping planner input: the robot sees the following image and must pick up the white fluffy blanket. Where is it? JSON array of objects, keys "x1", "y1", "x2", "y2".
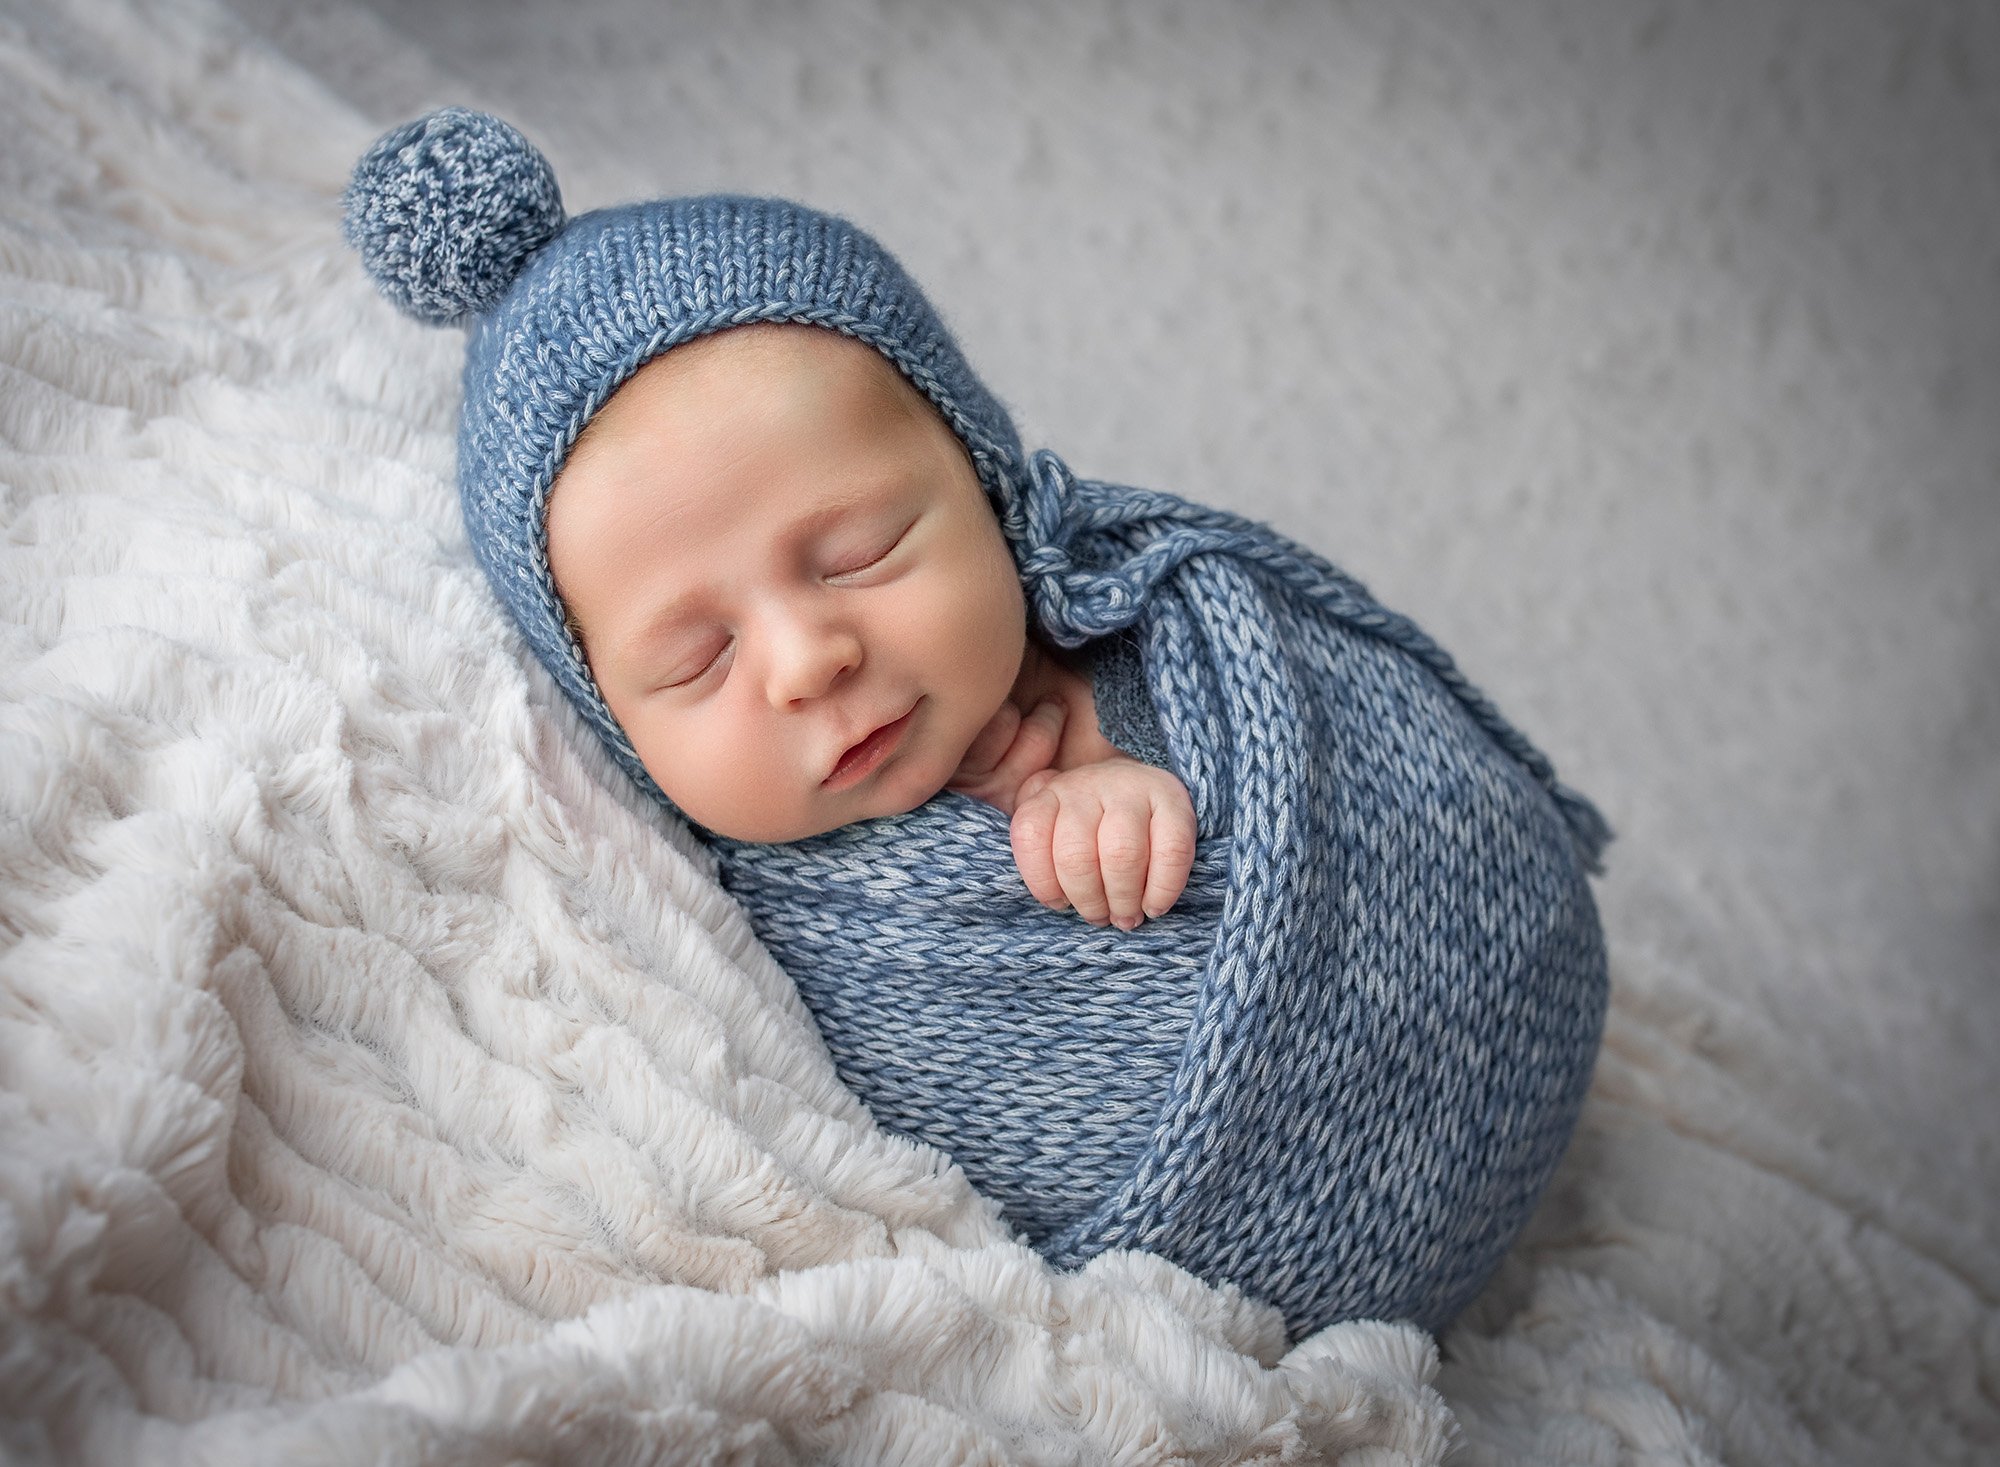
[{"x1": 3, "y1": 0, "x2": 1995, "y2": 1463}]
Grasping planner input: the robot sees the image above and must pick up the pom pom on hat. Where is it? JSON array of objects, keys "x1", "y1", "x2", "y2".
[{"x1": 343, "y1": 107, "x2": 566, "y2": 326}]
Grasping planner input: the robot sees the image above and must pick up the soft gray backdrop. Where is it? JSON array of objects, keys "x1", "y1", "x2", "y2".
[{"x1": 236, "y1": 0, "x2": 1998, "y2": 1190}]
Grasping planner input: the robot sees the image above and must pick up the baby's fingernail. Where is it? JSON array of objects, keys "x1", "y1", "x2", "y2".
[{"x1": 1142, "y1": 905, "x2": 1165, "y2": 919}]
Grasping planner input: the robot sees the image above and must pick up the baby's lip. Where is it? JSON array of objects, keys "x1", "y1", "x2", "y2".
[{"x1": 823, "y1": 702, "x2": 919, "y2": 790}]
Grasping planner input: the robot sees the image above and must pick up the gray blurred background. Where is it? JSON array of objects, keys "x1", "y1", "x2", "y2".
[{"x1": 234, "y1": 0, "x2": 1998, "y2": 1164}]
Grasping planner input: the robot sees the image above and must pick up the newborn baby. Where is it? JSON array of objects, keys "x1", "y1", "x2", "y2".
[
  {"x1": 345, "y1": 107, "x2": 1611, "y2": 1338},
  {"x1": 544, "y1": 322, "x2": 1197, "y2": 930}
]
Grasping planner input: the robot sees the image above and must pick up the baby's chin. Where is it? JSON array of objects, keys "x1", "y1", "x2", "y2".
[
  {"x1": 817, "y1": 762, "x2": 959, "y2": 835},
  {"x1": 678, "y1": 765, "x2": 954, "y2": 844}
]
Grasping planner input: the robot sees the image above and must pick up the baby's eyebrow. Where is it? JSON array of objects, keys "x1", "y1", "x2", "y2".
[
  {"x1": 784, "y1": 490, "x2": 887, "y2": 548},
  {"x1": 609, "y1": 596, "x2": 702, "y2": 670}
]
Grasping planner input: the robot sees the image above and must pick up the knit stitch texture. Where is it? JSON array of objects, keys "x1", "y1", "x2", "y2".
[{"x1": 341, "y1": 108, "x2": 566, "y2": 325}]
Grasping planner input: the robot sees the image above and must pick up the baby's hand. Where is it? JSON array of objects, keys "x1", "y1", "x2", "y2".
[
  {"x1": 1010, "y1": 759, "x2": 1197, "y2": 930},
  {"x1": 946, "y1": 697, "x2": 1068, "y2": 814}
]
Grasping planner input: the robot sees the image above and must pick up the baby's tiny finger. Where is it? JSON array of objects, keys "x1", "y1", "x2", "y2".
[
  {"x1": 1051, "y1": 802, "x2": 1110, "y2": 925},
  {"x1": 995, "y1": 698, "x2": 1067, "y2": 783},
  {"x1": 1010, "y1": 792, "x2": 1067, "y2": 911},
  {"x1": 1142, "y1": 798, "x2": 1198, "y2": 918},
  {"x1": 1096, "y1": 803, "x2": 1150, "y2": 929}
]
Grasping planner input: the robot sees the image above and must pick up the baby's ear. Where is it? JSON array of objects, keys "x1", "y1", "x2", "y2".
[{"x1": 560, "y1": 604, "x2": 592, "y2": 662}]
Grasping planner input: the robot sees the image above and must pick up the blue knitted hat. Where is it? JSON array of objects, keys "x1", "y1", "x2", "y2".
[{"x1": 342, "y1": 108, "x2": 1026, "y2": 806}]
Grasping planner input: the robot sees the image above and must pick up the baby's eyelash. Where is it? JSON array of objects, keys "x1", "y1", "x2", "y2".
[
  {"x1": 667, "y1": 639, "x2": 730, "y2": 688},
  {"x1": 831, "y1": 524, "x2": 912, "y2": 577}
]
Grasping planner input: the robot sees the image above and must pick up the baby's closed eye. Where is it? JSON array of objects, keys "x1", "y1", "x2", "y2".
[
  {"x1": 824, "y1": 519, "x2": 915, "y2": 581},
  {"x1": 662, "y1": 635, "x2": 732, "y2": 687}
]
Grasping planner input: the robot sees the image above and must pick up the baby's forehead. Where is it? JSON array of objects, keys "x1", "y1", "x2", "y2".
[
  {"x1": 619, "y1": 323, "x2": 929, "y2": 421},
  {"x1": 563, "y1": 322, "x2": 970, "y2": 500}
]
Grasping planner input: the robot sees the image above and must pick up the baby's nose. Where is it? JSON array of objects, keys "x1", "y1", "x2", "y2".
[{"x1": 764, "y1": 613, "x2": 862, "y2": 708}]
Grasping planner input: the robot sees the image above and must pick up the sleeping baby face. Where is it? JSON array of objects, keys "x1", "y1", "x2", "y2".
[{"x1": 545, "y1": 322, "x2": 1027, "y2": 841}]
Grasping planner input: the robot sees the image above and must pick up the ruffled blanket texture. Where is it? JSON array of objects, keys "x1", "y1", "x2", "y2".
[{"x1": 1, "y1": 1, "x2": 1994, "y2": 1464}]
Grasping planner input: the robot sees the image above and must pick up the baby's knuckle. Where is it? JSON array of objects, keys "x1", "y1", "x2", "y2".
[
  {"x1": 1052, "y1": 832, "x2": 1099, "y2": 870},
  {"x1": 1098, "y1": 831, "x2": 1147, "y2": 866}
]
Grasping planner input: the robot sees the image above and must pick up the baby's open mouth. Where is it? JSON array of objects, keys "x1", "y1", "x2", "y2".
[{"x1": 823, "y1": 704, "x2": 918, "y2": 791}]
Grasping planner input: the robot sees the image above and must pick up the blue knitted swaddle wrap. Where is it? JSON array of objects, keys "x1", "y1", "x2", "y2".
[
  {"x1": 343, "y1": 107, "x2": 1611, "y2": 1340},
  {"x1": 713, "y1": 453, "x2": 1609, "y2": 1336}
]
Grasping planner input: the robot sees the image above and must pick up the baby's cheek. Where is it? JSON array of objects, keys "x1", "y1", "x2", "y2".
[
  {"x1": 947, "y1": 642, "x2": 1022, "y2": 769},
  {"x1": 946, "y1": 556, "x2": 1025, "y2": 692},
  {"x1": 633, "y1": 715, "x2": 805, "y2": 841}
]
